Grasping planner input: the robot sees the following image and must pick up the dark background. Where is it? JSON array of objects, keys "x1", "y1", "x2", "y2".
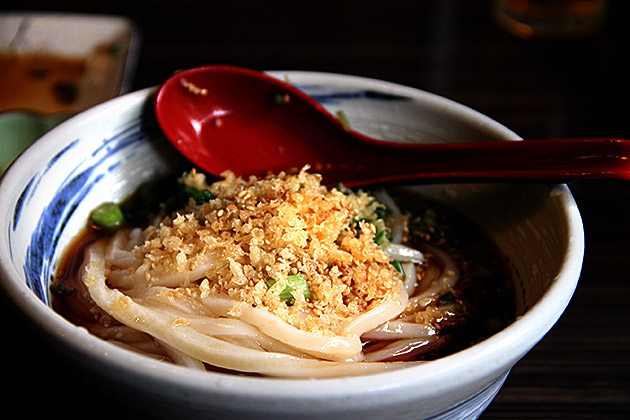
[{"x1": 2, "y1": 1, "x2": 629, "y2": 418}]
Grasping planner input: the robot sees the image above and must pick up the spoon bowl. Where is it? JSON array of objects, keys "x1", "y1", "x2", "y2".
[{"x1": 155, "y1": 65, "x2": 629, "y2": 186}]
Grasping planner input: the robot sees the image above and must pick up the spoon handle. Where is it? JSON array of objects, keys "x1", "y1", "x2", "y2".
[{"x1": 335, "y1": 137, "x2": 630, "y2": 186}]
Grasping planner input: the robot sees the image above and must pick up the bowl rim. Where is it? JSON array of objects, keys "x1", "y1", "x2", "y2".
[{"x1": 0, "y1": 70, "x2": 584, "y2": 403}]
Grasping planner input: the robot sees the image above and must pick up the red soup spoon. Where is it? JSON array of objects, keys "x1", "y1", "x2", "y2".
[{"x1": 154, "y1": 65, "x2": 629, "y2": 187}]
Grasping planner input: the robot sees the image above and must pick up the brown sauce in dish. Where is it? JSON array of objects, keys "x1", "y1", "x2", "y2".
[{"x1": 0, "y1": 53, "x2": 85, "y2": 114}]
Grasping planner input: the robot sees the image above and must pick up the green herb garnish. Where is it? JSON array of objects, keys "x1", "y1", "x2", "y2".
[
  {"x1": 336, "y1": 110, "x2": 351, "y2": 131},
  {"x1": 350, "y1": 217, "x2": 364, "y2": 238},
  {"x1": 374, "y1": 204, "x2": 392, "y2": 220},
  {"x1": 119, "y1": 179, "x2": 168, "y2": 224},
  {"x1": 183, "y1": 187, "x2": 215, "y2": 205},
  {"x1": 391, "y1": 260, "x2": 405, "y2": 274},
  {"x1": 266, "y1": 273, "x2": 311, "y2": 304},
  {"x1": 90, "y1": 202, "x2": 125, "y2": 232},
  {"x1": 334, "y1": 182, "x2": 351, "y2": 195},
  {"x1": 374, "y1": 229, "x2": 392, "y2": 246},
  {"x1": 50, "y1": 282, "x2": 73, "y2": 297},
  {"x1": 409, "y1": 208, "x2": 451, "y2": 243},
  {"x1": 439, "y1": 291, "x2": 455, "y2": 304},
  {"x1": 272, "y1": 92, "x2": 290, "y2": 106}
]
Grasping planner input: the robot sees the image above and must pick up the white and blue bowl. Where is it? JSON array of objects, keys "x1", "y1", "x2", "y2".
[{"x1": 0, "y1": 71, "x2": 584, "y2": 420}]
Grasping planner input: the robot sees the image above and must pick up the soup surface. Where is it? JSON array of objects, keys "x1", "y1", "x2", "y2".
[{"x1": 52, "y1": 168, "x2": 515, "y2": 377}]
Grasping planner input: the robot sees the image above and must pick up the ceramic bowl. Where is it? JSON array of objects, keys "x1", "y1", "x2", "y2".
[{"x1": 0, "y1": 71, "x2": 584, "y2": 420}]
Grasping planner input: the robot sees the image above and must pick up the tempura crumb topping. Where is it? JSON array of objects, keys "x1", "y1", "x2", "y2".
[{"x1": 132, "y1": 167, "x2": 402, "y2": 335}]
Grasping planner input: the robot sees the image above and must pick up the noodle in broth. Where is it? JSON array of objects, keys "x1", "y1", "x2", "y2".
[{"x1": 52, "y1": 167, "x2": 515, "y2": 378}]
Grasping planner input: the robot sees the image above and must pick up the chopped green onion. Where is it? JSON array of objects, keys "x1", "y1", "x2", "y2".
[
  {"x1": 391, "y1": 260, "x2": 405, "y2": 274},
  {"x1": 374, "y1": 204, "x2": 392, "y2": 220},
  {"x1": 409, "y1": 208, "x2": 451, "y2": 243},
  {"x1": 119, "y1": 179, "x2": 168, "y2": 224},
  {"x1": 137, "y1": 180, "x2": 160, "y2": 207},
  {"x1": 349, "y1": 217, "x2": 392, "y2": 245},
  {"x1": 184, "y1": 187, "x2": 215, "y2": 205},
  {"x1": 334, "y1": 182, "x2": 351, "y2": 195},
  {"x1": 350, "y1": 217, "x2": 363, "y2": 238},
  {"x1": 373, "y1": 229, "x2": 392, "y2": 246},
  {"x1": 50, "y1": 281, "x2": 73, "y2": 297},
  {"x1": 267, "y1": 273, "x2": 311, "y2": 304},
  {"x1": 272, "y1": 92, "x2": 290, "y2": 106},
  {"x1": 439, "y1": 291, "x2": 455, "y2": 304},
  {"x1": 90, "y1": 202, "x2": 125, "y2": 231},
  {"x1": 335, "y1": 110, "x2": 351, "y2": 131},
  {"x1": 285, "y1": 273, "x2": 311, "y2": 300}
]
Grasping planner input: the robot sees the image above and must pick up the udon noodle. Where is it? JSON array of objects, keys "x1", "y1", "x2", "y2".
[{"x1": 52, "y1": 167, "x2": 515, "y2": 378}]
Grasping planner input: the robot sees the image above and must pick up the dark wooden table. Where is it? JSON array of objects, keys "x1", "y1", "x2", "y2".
[{"x1": 2, "y1": 1, "x2": 629, "y2": 418}]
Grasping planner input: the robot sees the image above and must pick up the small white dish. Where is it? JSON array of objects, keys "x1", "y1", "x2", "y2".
[
  {"x1": 0, "y1": 12, "x2": 139, "y2": 114},
  {"x1": 0, "y1": 12, "x2": 140, "y2": 174}
]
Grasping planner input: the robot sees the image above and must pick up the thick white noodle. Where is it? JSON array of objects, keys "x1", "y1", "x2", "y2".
[
  {"x1": 383, "y1": 244, "x2": 423, "y2": 298},
  {"x1": 74, "y1": 185, "x2": 471, "y2": 377},
  {"x1": 195, "y1": 294, "x2": 365, "y2": 362},
  {"x1": 155, "y1": 339, "x2": 207, "y2": 370},
  {"x1": 339, "y1": 289, "x2": 408, "y2": 336},
  {"x1": 363, "y1": 337, "x2": 437, "y2": 363},
  {"x1": 361, "y1": 319, "x2": 435, "y2": 340},
  {"x1": 384, "y1": 244, "x2": 425, "y2": 264},
  {"x1": 82, "y1": 241, "x2": 417, "y2": 377},
  {"x1": 105, "y1": 228, "x2": 224, "y2": 291},
  {"x1": 411, "y1": 243, "x2": 460, "y2": 303},
  {"x1": 372, "y1": 189, "x2": 406, "y2": 244},
  {"x1": 89, "y1": 323, "x2": 153, "y2": 343},
  {"x1": 105, "y1": 228, "x2": 143, "y2": 269},
  {"x1": 138, "y1": 295, "x2": 313, "y2": 357},
  {"x1": 401, "y1": 262, "x2": 417, "y2": 295}
]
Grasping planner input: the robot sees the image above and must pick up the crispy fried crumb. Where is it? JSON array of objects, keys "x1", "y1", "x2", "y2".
[
  {"x1": 179, "y1": 78, "x2": 208, "y2": 96},
  {"x1": 133, "y1": 167, "x2": 402, "y2": 334}
]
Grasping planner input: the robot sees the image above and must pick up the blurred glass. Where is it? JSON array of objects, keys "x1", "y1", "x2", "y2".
[{"x1": 493, "y1": 0, "x2": 608, "y2": 38}]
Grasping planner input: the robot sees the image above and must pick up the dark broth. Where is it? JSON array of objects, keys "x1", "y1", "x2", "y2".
[{"x1": 363, "y1": 191, "x2": 516, "y2": 361}]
